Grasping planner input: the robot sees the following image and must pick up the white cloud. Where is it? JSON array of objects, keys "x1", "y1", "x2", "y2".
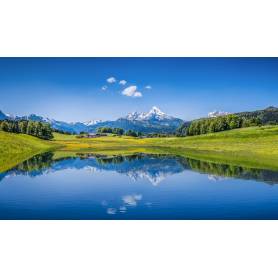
[
  {"x1": 145, "y1": 85, "x2": 152, "y2": 90},
  {"x1": 122, "y1": 194, "x2": 142, "y2": 206},
  {"x1": 107, "y1": 77, "x2": 116, "y2": 83},
  {"x1": 101, "y1": 85, "x2": 108, "y2": 91},
  {"x1": 122, "y1": 85, "x2": 137, "y2": 96},
  {"x1": 122, "y1": 86, "x2": 142, "y2": 98},
  {"x1": 119, "y1": 80, "x2": 127, "y2": 85}
]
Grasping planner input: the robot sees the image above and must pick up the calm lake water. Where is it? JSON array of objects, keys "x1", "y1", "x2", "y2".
[{"x1": 1, "y1": 152, "x2": 278, "y2": 219}]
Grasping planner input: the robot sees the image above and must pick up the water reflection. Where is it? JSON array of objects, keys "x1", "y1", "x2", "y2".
[
  {"x1": 1, "y1": 152, "x2": 278, "y2": 186},
  {"x1": 105, "y1": 194, "x2": 144, "y2": 215},
  {"x1": 186, "y1": 158, "x2": 278, "y2": 185},
  {"x1": 2, "y1": 152, "x2": 278, "y2": 219}
]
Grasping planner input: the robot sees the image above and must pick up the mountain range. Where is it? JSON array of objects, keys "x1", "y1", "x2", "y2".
[
  {"x1": 0, "y1": 106, "x2": 184, "y2": 134},
  {"x1": 2, "y1": 106, "x2": 277, "y2": 135}
]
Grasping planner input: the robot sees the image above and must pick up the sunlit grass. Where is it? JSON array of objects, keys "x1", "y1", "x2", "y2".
[
  {"x1": 53, "y1": 126, "x2": 278, "y2": 170},
  {"x1": 0, "y1": 131, "x2": 59, "y2": 172},
  {"x1": 2, "y1": 126, "x2": 278, "y2": 173}
]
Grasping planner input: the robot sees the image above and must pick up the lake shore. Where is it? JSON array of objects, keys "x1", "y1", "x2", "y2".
[
  {"x1": 53, "y1": 125, "x2": 278, "y2": 171},
  {"x1": 1, "y1": 125, "x2": 278, "y2": 172}
]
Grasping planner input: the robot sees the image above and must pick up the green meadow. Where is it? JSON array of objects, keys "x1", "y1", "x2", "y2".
[
  {"x1": 1, "y1": 125, "x2": 278, "y2": 172},
  {"x1": 0, "y1": 131, "x2": 59, "y2": 172},
  {"x1": 55, "y1": 125, "x2": 278, "y2": 170}
]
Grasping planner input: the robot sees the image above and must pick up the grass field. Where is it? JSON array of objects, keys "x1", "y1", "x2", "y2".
[
  {"x1": 53, "y1": 125, "x2": 278, "y2": 170},
  {"x1": 1, "y1": 125, "x2": 278, "y2": 172},
  {"x1": 0, "y1": 131, "x2": 59, "y2": 172}
]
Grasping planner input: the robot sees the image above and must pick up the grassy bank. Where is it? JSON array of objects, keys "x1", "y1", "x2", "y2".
[
  {"x1": 1, "y1": 126, "x2": 278, "y2": 173},
  {"x1": 0, "y1": 131, "x2": 59, "y2": 172},
  {"x1": 54, "y1": 126, "x2": 278, "y2": 170}
]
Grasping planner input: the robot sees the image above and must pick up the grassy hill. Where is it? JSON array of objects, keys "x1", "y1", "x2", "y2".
[
  {"x1": 161, "y1": 125, "x2": 278, "y2": 170},
  {"x1": 0, "y1": 131, "x2": 58, "y2": 172},
  {"x1": 236, "y1": 106, "x2": 278, "y2": 125},
  {"x1": 1, "y1": 126, "x2": 278, "y2": 173},
  {"x1": 177, "y1": 106, "x2": 278, "y2": 136},
  {"x1": 54, "y1": 126, "x2": 278, "y2": 170}
]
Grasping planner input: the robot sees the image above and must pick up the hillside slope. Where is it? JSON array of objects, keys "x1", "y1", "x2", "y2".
[
  {"x1": 1, "y1": 126, "x2": 278, "y2": 173},
  {"x1": 156, "y1": 125, "x2": 278, "y2": 169},
  {"x1": 177, "y1": 106, "x2": 278, "y2": 135},
  {"x1": 0, "y1": 131, "x2": 57, "y2": 172},
  {"x1": 54, "y1": 126, "x2": 278, "y2": 171},
  {"x1": 236, "y1": 106, "x2": 278, "y2": 124}
]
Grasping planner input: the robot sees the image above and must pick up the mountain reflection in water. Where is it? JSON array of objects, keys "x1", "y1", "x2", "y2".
[{"x1": 1, "y1": 152, "x2": 278, "y2": 186}]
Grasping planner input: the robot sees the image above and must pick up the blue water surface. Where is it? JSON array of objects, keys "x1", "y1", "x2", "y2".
[{"x1": 0, "y1": 153, "x2": 278, "y2": 219}]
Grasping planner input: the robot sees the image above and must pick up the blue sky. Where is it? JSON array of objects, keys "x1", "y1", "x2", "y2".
[{"x1": 0, "y1": 58, "x2": 277, "y2": 122}]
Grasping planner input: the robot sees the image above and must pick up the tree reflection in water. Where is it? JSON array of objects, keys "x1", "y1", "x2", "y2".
[{"x1": 1, "y1": 152, "x2": 278, "y2": 186}]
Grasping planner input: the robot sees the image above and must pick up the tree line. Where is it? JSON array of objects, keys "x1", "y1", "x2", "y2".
[
  {"x1": 97, "y1": 127, "x2": 125, "y2": 135},
  {"x1": 97, "y1": 127, "x2": 143, "y2": 137},
  {"x1": 125, "y1": 130, "x2": 142, "y2": 137},
  {"x1": 0, "y1": 120, "x2": 53, "y2": 140},
  {"x1": 179, "y1": 114, "x2": 262, "y2": 136},
  {"x1": 53, "y1": 128, "x2": 75, "y2": 135}
]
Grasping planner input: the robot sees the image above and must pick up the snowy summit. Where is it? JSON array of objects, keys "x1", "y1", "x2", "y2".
[
  {"x1": 208, "y1": 110, "x2": 230, "y2": 118},
  {"x1": 125, "y1": 106, "x2": 173, "y2": 121}
]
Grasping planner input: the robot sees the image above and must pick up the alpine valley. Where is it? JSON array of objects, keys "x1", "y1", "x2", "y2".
[{"x1": 0, "y1": 106, "x2": 184, "y2": 134}]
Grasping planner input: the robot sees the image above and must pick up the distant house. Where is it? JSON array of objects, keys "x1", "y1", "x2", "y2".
[
  {"x1": 96, "y1": 133, "x2": 108, "y2": 137},
  {"x1": 76, "y1": 133, "x2": 108, "y2": 139}
]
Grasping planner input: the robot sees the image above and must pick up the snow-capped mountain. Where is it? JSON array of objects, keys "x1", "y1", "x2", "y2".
[
  {"x1": 0, "y1": 107, "x2": 184, "y2": 134},
  {"x1": 208, "y1": 110, "x2": 230, "y2": 118},
  {"x1": 89, "y1": 106, "x2": 184, "y2": 134},
  {"x1": 83, "y1": 120, "x2": 103, "y2": 126},
  {"x1": 84, "y1": 106, "x2": 184, "y2": 134},
  {"x1": 125, "y1": 106, "x2": 173, "y2": 121},
  {"x1": 0, "y1": 110, "x2": 102, "y2": 133}
]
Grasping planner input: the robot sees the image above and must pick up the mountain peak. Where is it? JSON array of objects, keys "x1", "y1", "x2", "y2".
[
  {"x1": 125, "y1": 111, "x2": 140, "y2": 121},
  {"x1": 150, "y1": 106, "x2": 163, "y2": 113},
  {"x1": 145, "y1": 106, "x2": 172, "y2": 120},
  {"x1": 83, "y1": 120, "x2": 103, "y2": 126},
  {"x1": 147, "y1": 106, "x2": 166, "y2": 117},
  {"x1": 124, "y1": 106, "x2": 173, "y2": 122},
  {"x1": 208, "y1": 110, "x2": 230, "y2": 118}
]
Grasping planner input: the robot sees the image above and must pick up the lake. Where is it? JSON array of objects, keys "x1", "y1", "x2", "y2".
[{"x1": 1, "y1": 152, "x2": 278, "y2": 219}]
